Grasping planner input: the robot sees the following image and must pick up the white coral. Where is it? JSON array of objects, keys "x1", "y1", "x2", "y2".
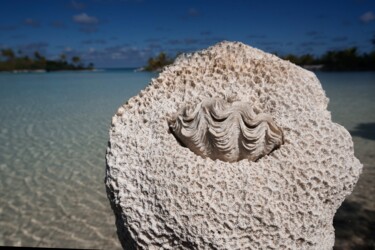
[
  {"x1": 106, "y1": 41, "x2": 362, "y2": 250},
  {"x1": 169, "y1": 98, "x2": 284, "y2": 162}
]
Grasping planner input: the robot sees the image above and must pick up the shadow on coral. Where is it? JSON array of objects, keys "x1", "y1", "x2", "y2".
[
  {"x1": 105, "y1": 183, "x2": 138, "y2": 250},
  {"x1": 333, "y1": 200, "x2": 375, "y2": 249},
  {"x1": 349, "y1": 123, "x2": 375, "y2": 141},
  {"x1": 105, "y1": 155, "x2": 137, "y2": 249}
]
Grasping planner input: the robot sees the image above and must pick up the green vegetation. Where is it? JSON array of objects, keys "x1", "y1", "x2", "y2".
[
  {"x1": 281, "y1": 47, "x2": 375, "y2": 71},
  {"x1": 0, "y1": 48, "x2": 94, "y2": 72},
  {"x1": 143, "y1": 52, "x2": 174, "y2": 72}
]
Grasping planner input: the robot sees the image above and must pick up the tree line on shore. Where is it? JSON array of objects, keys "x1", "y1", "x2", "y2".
[
  {"x1": 2, "y1": 44, "x2": 374, "y2": 72},
  {"x1": 0, "y1": 48, "x2": 94, "y2": 72},
  {"x1": 144, "y1": 46, "x2": 375, "y2": 72},
  {"x1": 143, "y1": 52, "x2": 174, "y2": 72},
  {"x1": 281, "y1": 47, "x2": 375, "y2": 71}
]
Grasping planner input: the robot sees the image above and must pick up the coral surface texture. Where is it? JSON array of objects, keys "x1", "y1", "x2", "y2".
[{"x1": 105, "y1": 41, "x2": 362, "y2": 249}]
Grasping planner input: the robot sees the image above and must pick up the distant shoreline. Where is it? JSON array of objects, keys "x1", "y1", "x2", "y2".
[
  {"x1": 1, "y1": 67, "x2": 374, "y2": 74},
  {"x1": 0, "y1": 69, "x2": 100, "y2": 73},
  {"x1": 0, "y1": 68, "x2": 146, "y2": 74}
]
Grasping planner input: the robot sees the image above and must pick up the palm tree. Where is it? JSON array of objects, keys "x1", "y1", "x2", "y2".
[
  {"x1": 72, "y1": 56, "x2": 81, "y2": 66},
  {"x1": 60, "y1": 53, "x2": 67, "y2": 63},
  {"x1": 144, "y1": 52, "x2": 173, "y2": 71},
  {"x1": 1, "y1": 48, "x2": 15, "y2": 61},
  {"x1": 34, "y1": 51, "x2": 40, "y2": 60}
]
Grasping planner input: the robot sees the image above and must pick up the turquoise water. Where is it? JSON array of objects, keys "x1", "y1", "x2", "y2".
[
  {"x1": 317, "y1": 72, "x2": 375, "y2": 166},
  {"x1": 0, "y1": 70, "x2": 155, "y2": 249},
  {"x1": 0, "y1": 70, "x2": 374, "y2": 249}
]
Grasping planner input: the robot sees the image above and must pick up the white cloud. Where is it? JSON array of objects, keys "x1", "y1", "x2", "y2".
[
  {"x1": 360, "y1": 11, "x2": 375, "y2": 23},
  {"x1": 24, "y1": 18, "x2": 40, "y2": 27},
  {"x1": 73, "y1": 13, "x2": 99, "y2": 24},
  {"x1": 79, "y1": 45, "x2": 158, "y2": 67},
  {"x1": 111, "y1": 52, "x2": 123, "y2": 59}
]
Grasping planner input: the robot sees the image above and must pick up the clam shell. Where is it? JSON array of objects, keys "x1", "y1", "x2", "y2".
[{"x1": 168, "y1": 98, "x2": 284, "y2": 162}]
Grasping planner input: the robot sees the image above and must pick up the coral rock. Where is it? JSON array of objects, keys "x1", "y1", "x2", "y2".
[{"x1": 105, "y1": 41, "x2": 362, "y2": 249}]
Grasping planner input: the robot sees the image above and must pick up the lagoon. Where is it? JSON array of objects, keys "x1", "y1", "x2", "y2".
[{"x1": 0, "y1": 70, "x2": 374, "y2": 249}]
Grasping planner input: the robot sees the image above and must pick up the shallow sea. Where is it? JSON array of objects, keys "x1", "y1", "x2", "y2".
[{"x1": 0, "y1": 70, "x2": 374, "y2": 249}]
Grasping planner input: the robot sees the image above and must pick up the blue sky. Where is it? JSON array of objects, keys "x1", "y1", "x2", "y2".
[{"x1": 0, "y1": 0, "x2": 374, "y2": 67}]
